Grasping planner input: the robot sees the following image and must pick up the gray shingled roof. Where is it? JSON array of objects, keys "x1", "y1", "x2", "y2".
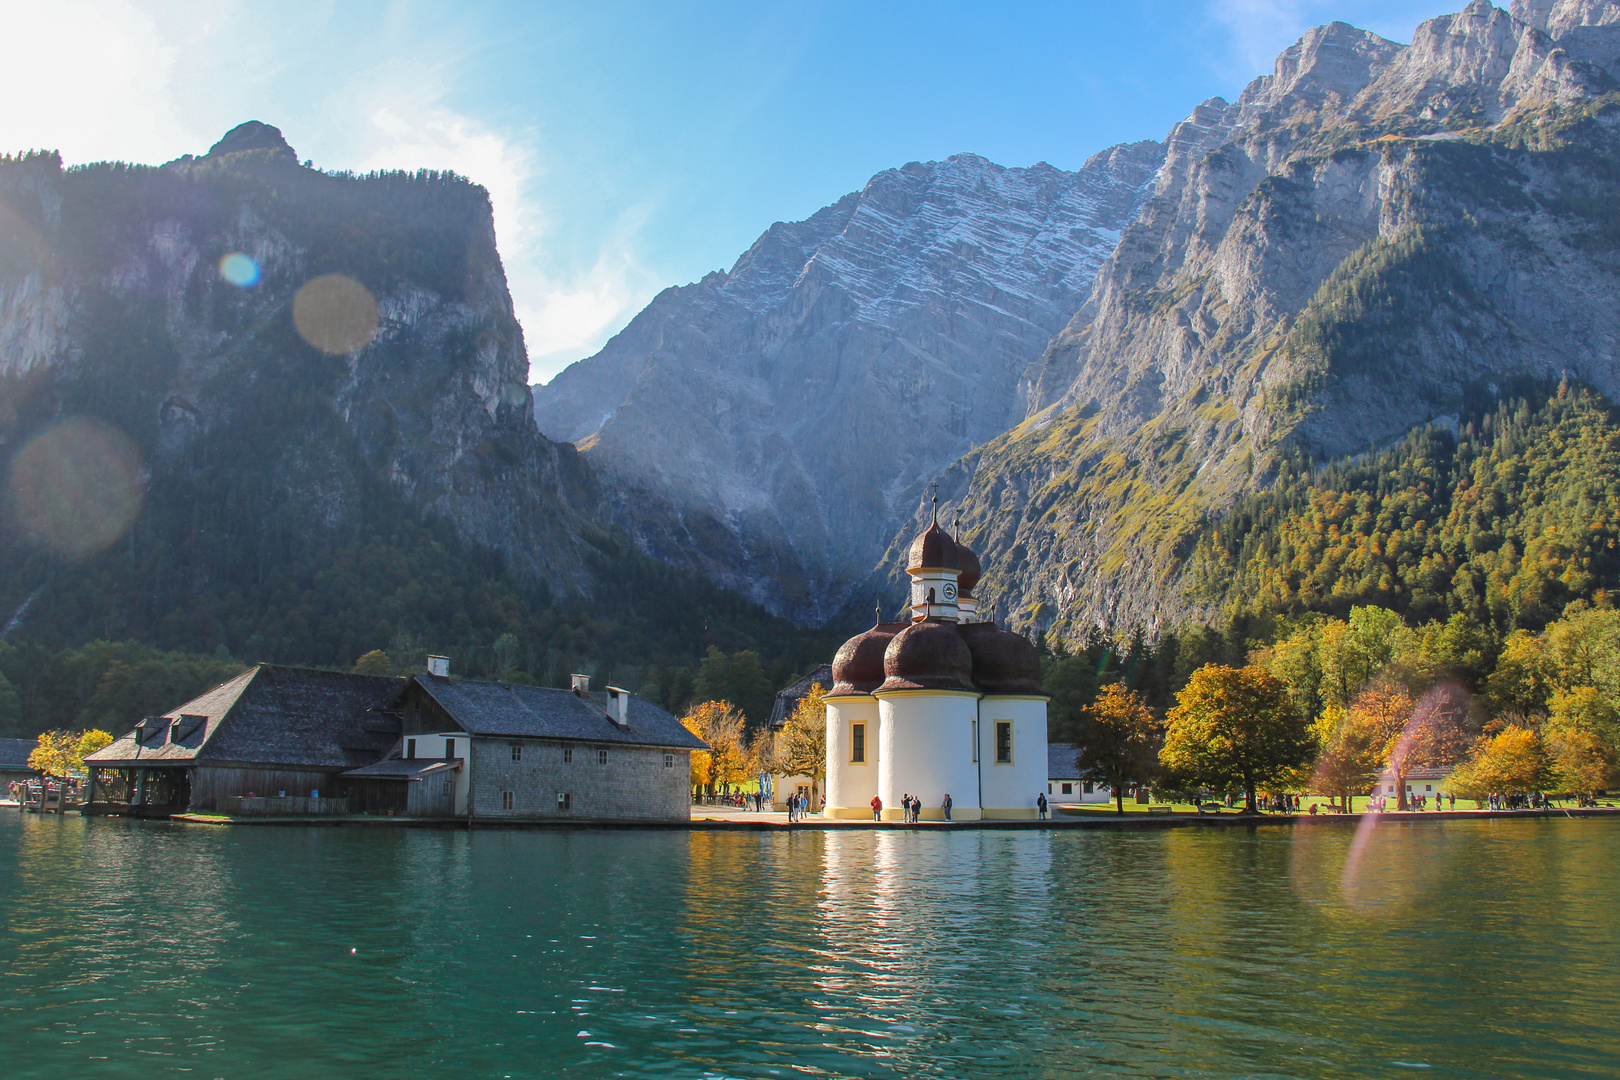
[
  {"x1": 770, "y1": 664, "x2": 833, "y2": 729},
  {"x1": 0, "y1": 738, "x2": 38, "y2": 770},
  {"x1": 86, "y1": 666, "x2": 405, "y2": 769},
  {"x1": 412, "y1": 676, "x2": 707, "y2": 751},
  {"x1": 1047, "y1": 742, "x2": 1082, "y2": 780}
]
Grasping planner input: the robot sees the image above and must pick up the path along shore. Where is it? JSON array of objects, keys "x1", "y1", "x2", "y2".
[{"x1": 135, "y1": 806, "x2": 1620, "y2": 830}]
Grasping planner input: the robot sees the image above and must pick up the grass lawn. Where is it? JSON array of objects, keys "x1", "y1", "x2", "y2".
[{"x1": 1056, "y1": 793, "x2": 1618, "y2": 816}]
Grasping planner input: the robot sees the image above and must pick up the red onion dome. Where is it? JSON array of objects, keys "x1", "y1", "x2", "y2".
[
  {"x1": 907, "y1": 521, "x2": 960, "y2": 572},
  {"x1": 877, "y1": 618, "x2": 975, "y2": 693},
  {"x1": 955, "y1": 540, "x2": 982, "y2": 597},
  {"x1": 958, "y1": 620, "x2": 1043, "y2": 696},
  {"x1": 829, "y1": 622, "x2": 907, "y2": 696}
]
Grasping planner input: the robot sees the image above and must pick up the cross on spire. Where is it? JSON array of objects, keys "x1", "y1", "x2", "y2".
[{"x1": 930, "y1": 482, "x2": 938, "y2": 522}]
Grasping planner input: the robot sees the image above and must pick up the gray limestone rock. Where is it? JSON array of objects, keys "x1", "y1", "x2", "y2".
[{"x1": 533, "y1": 147, "x2": 1165, "y2": 621}]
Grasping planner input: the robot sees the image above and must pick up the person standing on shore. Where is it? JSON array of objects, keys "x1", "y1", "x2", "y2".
[
  {"x1": 942, "y1": 793, "x2": 953, "y2": 822},
  {"x1": 871, "y1": 794, "x2": 882, "y2": 821},
  {"x1": 1037, "y1": 792, "x2": 1048, "y2": 820}
]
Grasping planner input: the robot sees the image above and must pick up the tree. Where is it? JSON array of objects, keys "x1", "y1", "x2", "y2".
[
  {"x1": 1311, "y1": 704, "x2": 1384, "y2": 812},
  {"x1": 1160, "y1": 663, "x2": 1312, "y2": 812},
  {"x1": 775, "y1": 682, "x2": 828, "y2": 808},
  {"x1": 1545, "y1": 687, "x2": 1620, "y2": 801},
  {"x1": 351, "y1": 650, "x2": 391, "y2": 676},
  {"x1": 28, "y1": 729, "x2": 113, "y2": 778},
  {"x1": 1043, "y1": 655, "x2": 1105, "y2": 744},
  {"x1": 0, "y1": 671, "x2": 19, "y2": 738},
  {"x1": 1075, "y1": 682, "x2": 1160, "y2": 814},
  {"x1": 1448, "y1": 726, "x2": 1556, "y2": 802},
  {"x1": 679, "y1": 701, "x2": 747, "y2": 792},
  {"x1": 1347, "y1": 680, "x2": 1417, "y2": 808},
  {"x1": 693, "y1": 648, "x2": 775, "y2": 729}
]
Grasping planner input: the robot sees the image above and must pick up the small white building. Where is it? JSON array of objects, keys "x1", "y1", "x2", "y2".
[
  {"x1": 1370, "y1": 765, "x2": 1452, "y2": 804},
  {"x1": 823, "y1": 518, "x2": 1049, "y2": 821},
  {"x1": 1045, "y1": 742, "x2": 1113, "y2": 805}
]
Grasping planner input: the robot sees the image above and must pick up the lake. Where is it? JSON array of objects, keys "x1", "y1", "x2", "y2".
[{"x1": 1, "y1": 814, "x2": 1616, "y2": 1079}]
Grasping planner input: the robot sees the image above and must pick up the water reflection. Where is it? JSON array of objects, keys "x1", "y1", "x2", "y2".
[{"x1": 3, "y1": 816, "x2": 1619, "y2": 1078}]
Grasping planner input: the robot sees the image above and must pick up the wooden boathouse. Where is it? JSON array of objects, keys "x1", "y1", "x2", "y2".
[{"x1": 83, "y1": 665, "x2": 407, "y2": 817}]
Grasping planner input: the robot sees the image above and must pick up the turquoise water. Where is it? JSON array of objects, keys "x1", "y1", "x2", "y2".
[{"x1": 1, "y1": 814, "x2": 1617, "y2": 1079}]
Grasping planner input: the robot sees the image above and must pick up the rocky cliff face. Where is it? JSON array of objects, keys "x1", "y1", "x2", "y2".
[
  {"x1": 0, "y1": 123, "x2": 596, "y2": 647},
  {"x1": 926, "y1": 1, "x2": 1620, "y2": 641},
  {"x1": 533, "y1": 147, "x2": 1165, "y2": 621}
]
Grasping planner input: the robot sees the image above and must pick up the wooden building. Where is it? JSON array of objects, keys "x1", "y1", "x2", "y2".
[
  {"x1": 83, "y1": 666, "x2": 404, "y2": 817},
  {"x1": 0, "y1": 738, "x2": 40, "y2": 794},
  {"x1": 82, "y1": 661, "x2": 707, "y2": 822}
]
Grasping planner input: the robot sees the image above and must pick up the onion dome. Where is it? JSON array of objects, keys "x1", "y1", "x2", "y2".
[
  {"x1": 829, "y1": 622, "x2": 907, "y2": 696},
  {"x1": 956, "y1": 540, "x2": 981, "y2": 597},
  {"x1": 877, "y1": 618, "x2": 975, "y2": 693},
  {"x1": 958, "y1": 620, "x2": 1043, "y2": 696},
  {"x1": 907, "y1": 520, "x2": 960, "y2": 572}
]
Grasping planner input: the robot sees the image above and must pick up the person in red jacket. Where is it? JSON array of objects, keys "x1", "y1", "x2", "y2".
[{"x1": 870, "y1": 794, "x2": 883, "y2": 821}]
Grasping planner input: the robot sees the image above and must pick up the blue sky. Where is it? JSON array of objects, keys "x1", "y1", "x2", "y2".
[{"x1": 0, "y1": 0, "x2": 1459, "y2": 381}]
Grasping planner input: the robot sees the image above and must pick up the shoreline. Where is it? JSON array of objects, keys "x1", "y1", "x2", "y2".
[{"x1": 137, "y1": 806, "x2": 1620, "y2": 831}]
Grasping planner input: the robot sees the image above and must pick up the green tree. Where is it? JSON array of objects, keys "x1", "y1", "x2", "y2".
[
  {"x1": 0, "y1": 671, "x2": 20, "y2": 738},
  {"x1": 1545, "y1": 687, "x2": 1620, "y2": 801},
  {"x1": 1160, "y1": 663, "x2": 1312, "y2": 812},
  {"x1": 1043, "y1": 655, "x2": 1105, "y2": 744},
  {"x1": 351, "y1": 650, "x2": 391, "y2": 676},
  {"x1": 693, "y1": 648, "x2": 775, "y2": 729},
  {"x1": 1074, "y1": 682, "x2": 1160, "y2": 814}
]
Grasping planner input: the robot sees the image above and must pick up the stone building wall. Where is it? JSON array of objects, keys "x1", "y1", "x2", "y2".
[{"x1": 470, "y1": 738, "x2": 690, "y2": 822}]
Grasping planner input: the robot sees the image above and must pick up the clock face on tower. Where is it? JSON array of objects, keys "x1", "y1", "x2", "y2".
[{"x1": 942, "y1": 582, "x2": 957, "y2": 601}]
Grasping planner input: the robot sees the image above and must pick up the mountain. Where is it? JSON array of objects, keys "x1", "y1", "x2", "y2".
[
  {"x1": 0, "y1": 123, "x2": 822, "y2": 679},
  {"x1": 924, "y1": 0, "x2": 1620, "y2": 642},
  {"x1": 532, "y1": 146, "x2": 1165, "y2": 621}
]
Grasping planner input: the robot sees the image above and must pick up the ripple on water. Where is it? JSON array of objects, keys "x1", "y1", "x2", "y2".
[{"x1": 1, "y1": 816, "x2": 1618, "y2": 1078}]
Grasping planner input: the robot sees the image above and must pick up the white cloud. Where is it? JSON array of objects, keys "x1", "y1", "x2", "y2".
[
  {"x1": 349, "y1": 97, "x2": 658, "y2": 383},
  {"x1": 0, "y1": 0, "x2": 200, "y2": 162}
]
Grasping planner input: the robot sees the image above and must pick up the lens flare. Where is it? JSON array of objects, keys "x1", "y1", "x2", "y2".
[
  {"x1": 219, "y1": 252, "x2": 261, "y2": 288},
  {"x1": 293, "y1": 274, "x2": 379, "y2": 355},
  {"x1": 4, "y1": 418, "x2": 145, "y2": 559}
]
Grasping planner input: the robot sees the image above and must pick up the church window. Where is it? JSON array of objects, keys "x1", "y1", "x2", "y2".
[
  {"x1": 511, "y1": 744, "x2": 522, "y2": 761},
  {"x1": 995, "y1": 721, "x2": 1012, "y2": 764},
  {"x1": 407, "y1": 738, "x2": 417, "y2": 759},
  {"x1": 557, "y1": 791, "x2": 571, "y2": 810},
  {"x1": 597, "y1": 749, "x2": 609, "y2": 765},
  {"x1": 971, "y1": 719, "x2": 979, "y2": 762},
  {"x1": 562, "y1": 747, "x2": 573, "y2": 764},
  {"x1": 664, "y1": 753, "x2": 674, "y2": 768},
  {"x1": 501, "y1": 790, "x2": 514, "y2": 810},
  {"x1": 851, "y1": 723, "x2": 866, "y2": 763}
]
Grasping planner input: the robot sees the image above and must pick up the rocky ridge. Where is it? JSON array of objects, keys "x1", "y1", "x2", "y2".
[
  {"x1": 0, "y1": 124, "x2": 597, "y2": 644},
  {"x1": 921, "y1": 0, "x2": 1620, "y2": 641},
  {"x1": 533, "y1": 146, "x2": 1165, "y2": 621}
]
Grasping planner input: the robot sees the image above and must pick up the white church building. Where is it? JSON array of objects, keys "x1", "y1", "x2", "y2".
[{"x1": 823, "y1": 517, "x2": 1048, "y2": 821}]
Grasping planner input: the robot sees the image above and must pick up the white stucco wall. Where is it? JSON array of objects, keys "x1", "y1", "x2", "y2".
[
  {"x1": 977, "y1": 697, "x2": 1047, "y2": 819},
  {"x1": 876, "y1": 690, "x2": 982, "y2": 821},
  {"x1": 824, "y1": 696, "x2": 880, "y2": 819}
]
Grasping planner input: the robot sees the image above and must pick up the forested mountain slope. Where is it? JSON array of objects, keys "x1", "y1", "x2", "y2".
[
  {"x1": 923, "y1": 0, "x2": 1620, "y2": 642},
  {"x1": 0, "y1": 123, "x2": 827, "y2": 682},
  {"x1": 533, "y1": 146, "x2": 1165, "y2": 621}
]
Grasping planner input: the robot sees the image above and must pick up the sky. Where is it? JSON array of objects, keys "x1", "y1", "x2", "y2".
[{"x1": 0, "y1": 0, "x2": 1462, "y2": 383}]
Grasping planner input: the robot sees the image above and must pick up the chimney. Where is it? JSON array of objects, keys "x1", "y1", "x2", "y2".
[
  {"x1": 570, "y1": 673, "x2": 590, "y2": 694},
  {"x1": 606, "y1": 686, "x2": 631, "y2": 728},
  {"x1": 426, "y1": 655, "x2": 450, "y2": 678}
]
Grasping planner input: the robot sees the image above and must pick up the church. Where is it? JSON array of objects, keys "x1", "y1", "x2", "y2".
[{"x1": 822, "y1": 516, "x2": 1048, "y2": 820}]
